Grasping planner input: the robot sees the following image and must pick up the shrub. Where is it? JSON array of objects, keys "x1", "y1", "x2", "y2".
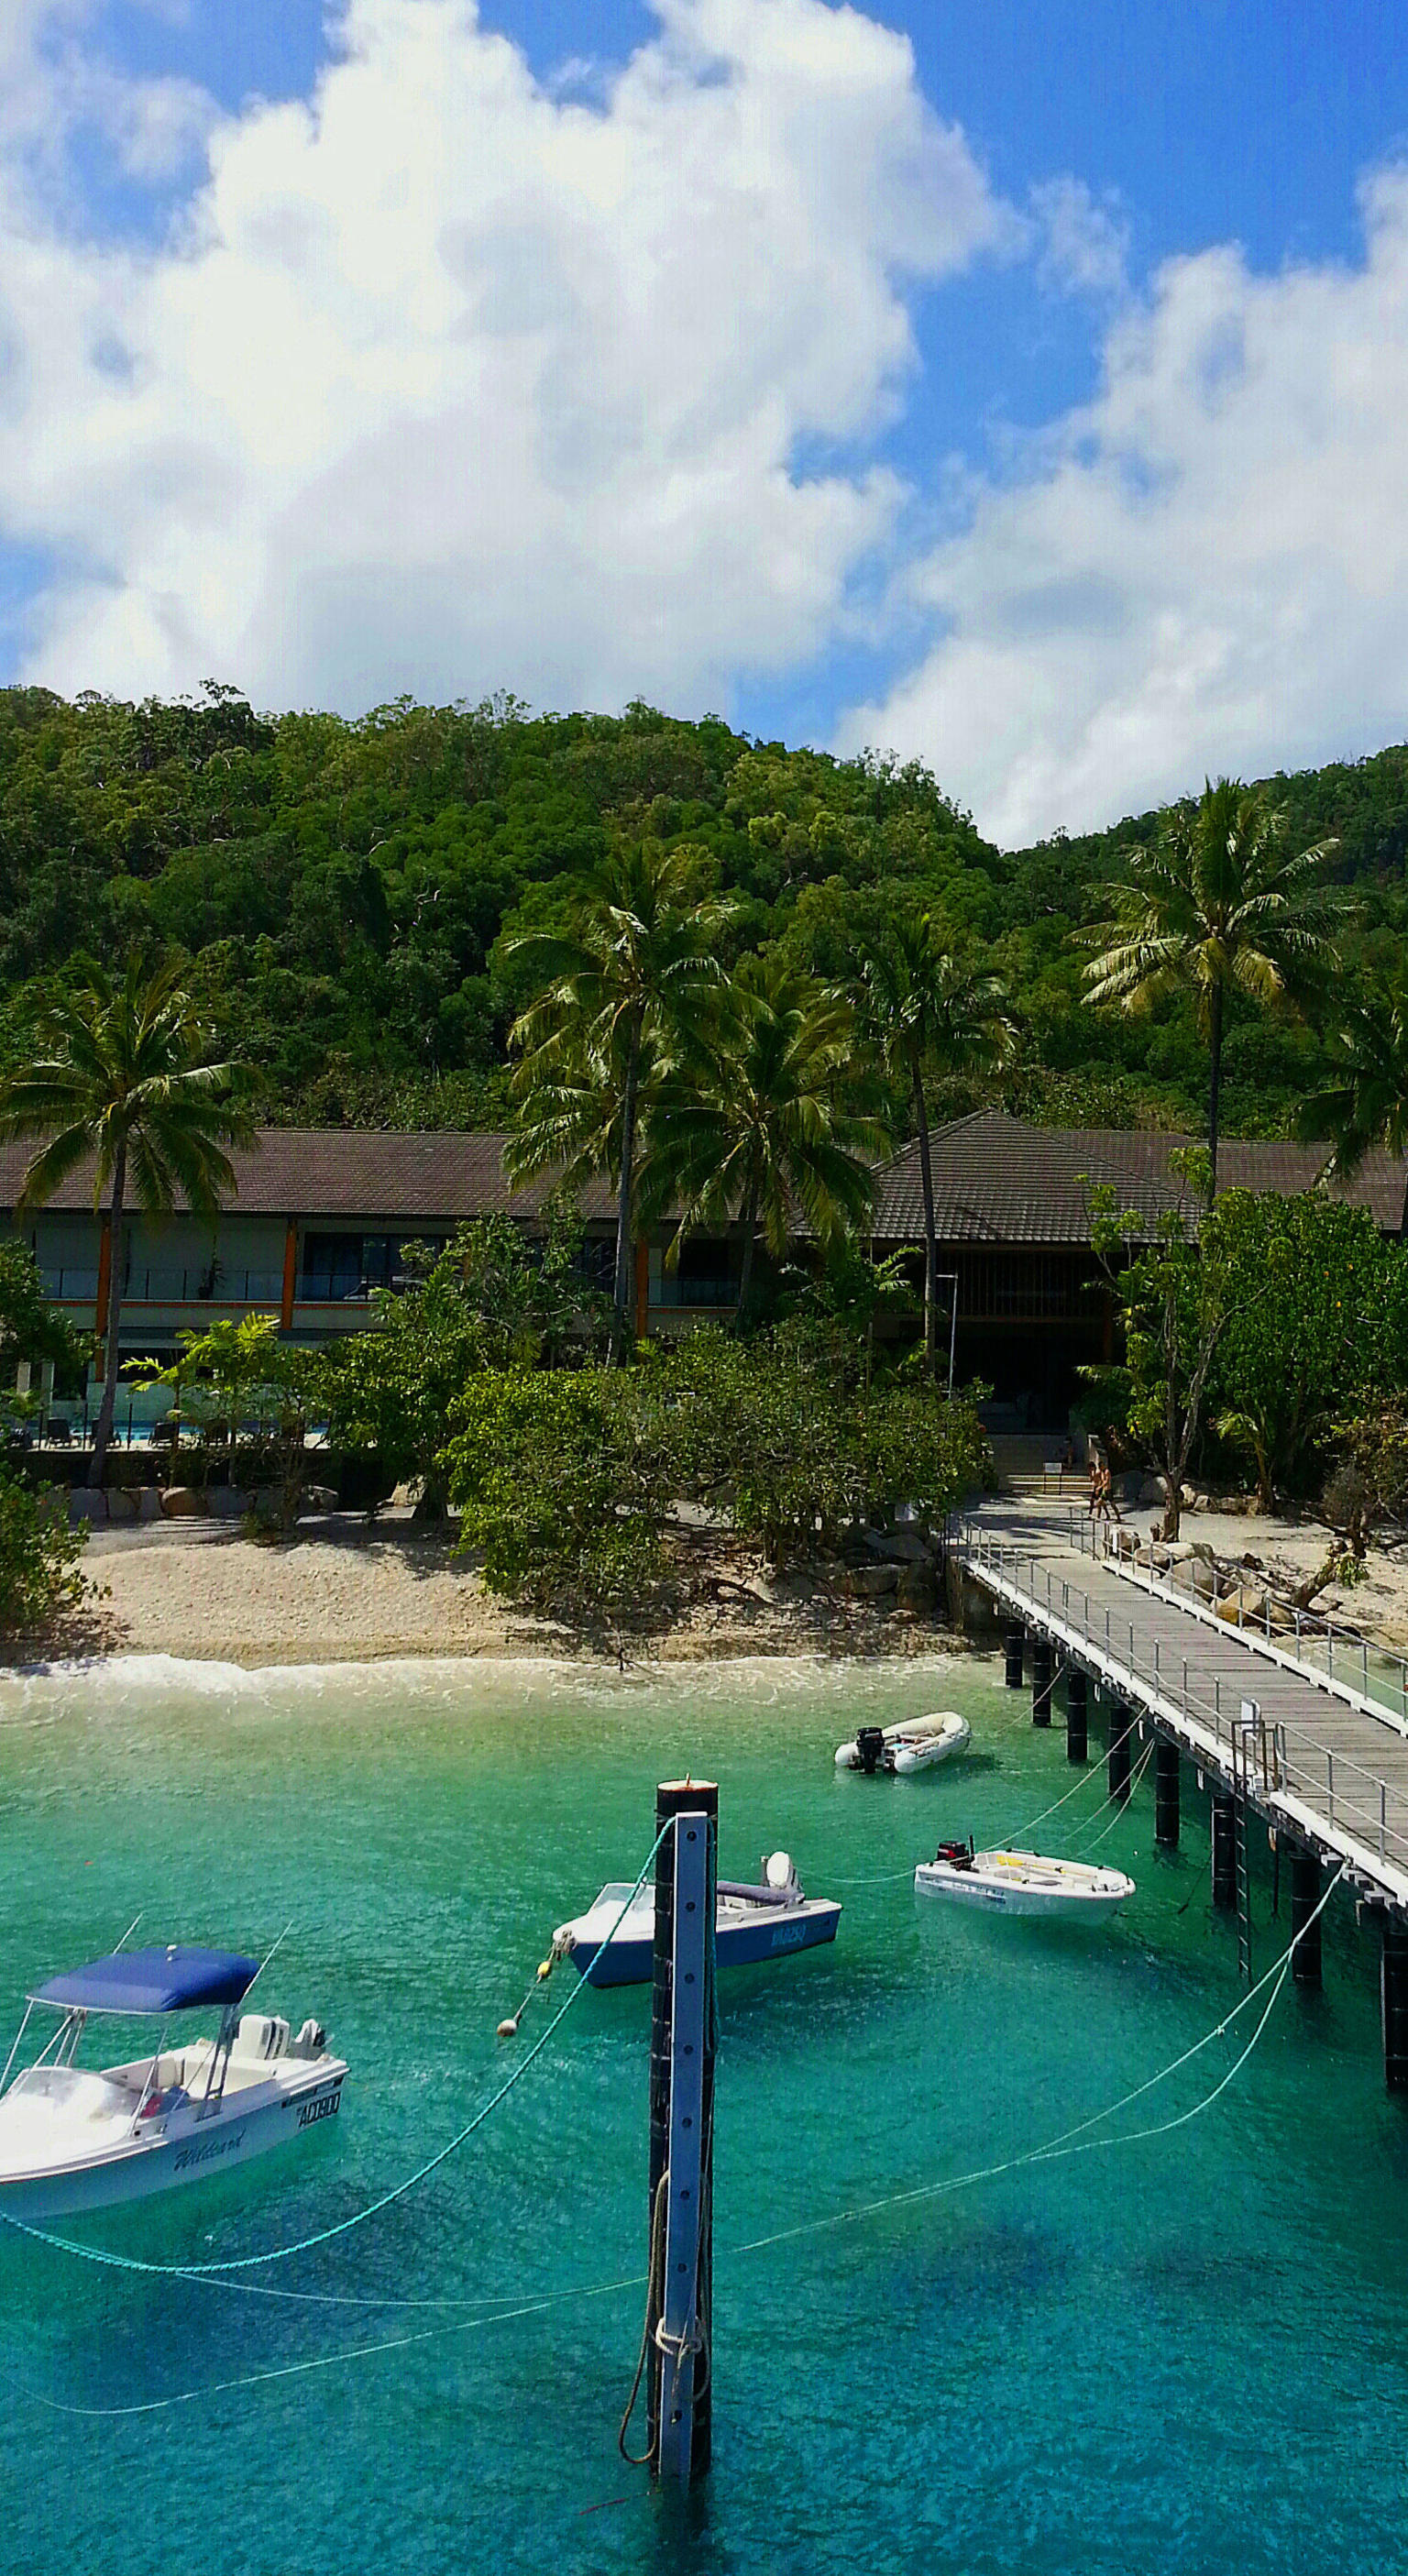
[{"x1": 0, "y1": 1473, "x2": 92, "y2": 1641}]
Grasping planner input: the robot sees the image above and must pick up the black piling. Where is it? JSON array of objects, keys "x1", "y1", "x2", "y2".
[
  {"x1": 1107, "y1": 1700, "x2": 1133, "y2": 1804},
  {"x1": 1004, "y1": 1624, "x2": 1025, "y2": 1689},
  {"x1": 648, "y1": 1778, "x2": 718, "y2": 2480},
  {"x1": 1031, "y1": 1635, "x2": 1053, "y2": 1728},
  {"x1": 1211, "y1": 1794, "x2": 1237, "y2": 1910},
  {"x1": 1154, "y1": 1738, "x2": 1180, "y2": 1847},
  {"x1": 1383, "y1": 1921, "x2": 1408, "y2": 2092},
  {"x1": 1064, "y1": 1665, "x2": 1088, "y2": 1764},
  {"x1": 1290, "y1": 1844, "x2": 1323, "y2": 1987}
]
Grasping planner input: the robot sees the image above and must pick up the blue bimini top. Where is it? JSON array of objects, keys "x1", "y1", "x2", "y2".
[{"x1": 29, "y1": 1945, "x2": 259, "y2": 2016}]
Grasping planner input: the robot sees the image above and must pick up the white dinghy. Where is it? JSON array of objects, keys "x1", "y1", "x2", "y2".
[
  {"x1": 0, "y1": 1944, "x2": 346, "y2": 2223},
  {"x1": 836, "y1": 1713, "x2": 972, "y2": 1776},
  {"x1": 915, "y1": 1838, "x2": 1134, "y2": 1919}
]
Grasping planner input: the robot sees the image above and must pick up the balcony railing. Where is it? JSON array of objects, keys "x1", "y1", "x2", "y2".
[{"x1": 41, "y1": 1268, "x2": 287, "y2": 1305}]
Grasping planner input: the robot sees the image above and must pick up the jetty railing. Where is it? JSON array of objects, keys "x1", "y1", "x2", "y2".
[
  {"x1": 1058, "y1": 1508, "x2": 1408, "y2": 1736},
  {"x1": 957, "y1": 1521, "x2": 1408, "y2": 1886}
]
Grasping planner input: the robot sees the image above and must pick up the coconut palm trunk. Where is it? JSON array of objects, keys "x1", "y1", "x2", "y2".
[
  {"x1": 611, "y1": 1029, "x2": 640, "y2": 1358},
  {"x1": 912, "y1": 1066, "x2": 940, "y2": 1382},
  {"x1": 735, "y1": 1172, "x2": 761, "y2": 1322},
  {"x1": 1205, "y1": 980, "x2": 1224, "y2": 1204},
  {"x1": 90, "y1": 1139, "x2": 128, "y2": 1488}
]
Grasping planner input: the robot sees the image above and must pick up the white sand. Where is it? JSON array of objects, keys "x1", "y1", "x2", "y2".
[{"x1": 54, "y1": 1515, "x2": 948, "y2": 1668}]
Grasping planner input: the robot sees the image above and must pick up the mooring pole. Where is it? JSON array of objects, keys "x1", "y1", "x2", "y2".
[
  {"x1": 1031, "y1": 1634, "x2": 1053, "y2": 1727},
  {"x1": 1064, "y1": 1665, "x2": 1088, "y2": 1764},
  {"x1": 647, "y1": 1779, "x2": 717, "y2": 2484}
]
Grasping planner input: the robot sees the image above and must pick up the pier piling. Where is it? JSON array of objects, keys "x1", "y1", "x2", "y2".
[
  {"x1": 1064, "y1": 1665, "x2": 1088, "y2": 1764},
  {"x1": 1211, "y1": 1795, "x2": 1237, "y2": 1910},
  {"x1": 1107, "y1": 1700, "x2": 1133, "y2": 1804},
  {"x1": 1031, "y1": 1635, "x2": 1053, "y2": 1727},
  {"x1": 1154, "y1": 1738, "x2": 1180, "y2": 1847},
  {"x1": 1382, "y1": 1921, "x2": 1408, "y2": 2093},
  {"x1": 1004, "y1": 1624, "x2": 1025, "y2": 1688},
  {"x1": 1290, "y1": 1844, "x2": 1323, "y2": 1987},
  {"x1": 648, "y1": 1779, "x2": 717, "y2": 2483}
]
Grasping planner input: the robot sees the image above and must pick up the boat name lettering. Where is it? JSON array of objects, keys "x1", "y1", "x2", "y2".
[
  {"x1": 297, "y1": 2090, "x2": 341, "y2": 2130},
  {"x1": 172, "y1": 2129, "x2": 246, "y2": 2173},
  {"x1": 770, "y1": 1922, "x2": 806, "y2": 1950}
]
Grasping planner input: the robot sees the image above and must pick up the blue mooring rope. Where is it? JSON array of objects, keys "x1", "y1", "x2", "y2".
[{"x1": 0, "y1": 1822, "x2": 672, "y2": 2284}]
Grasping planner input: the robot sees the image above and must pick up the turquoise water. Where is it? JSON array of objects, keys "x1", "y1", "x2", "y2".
[{"x1": 1, "y1": 1648, "x2": 1406, "y2": 2576}]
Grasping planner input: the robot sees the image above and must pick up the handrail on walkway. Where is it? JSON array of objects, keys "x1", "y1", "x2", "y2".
[{"x1": 955, "y1": 1519, "x2": 1408, "y2": 1888}]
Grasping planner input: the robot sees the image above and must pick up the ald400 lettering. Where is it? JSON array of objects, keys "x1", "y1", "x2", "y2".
[{"x1": 297, "y1": 2090, "x2": 341, "y2": 2130}]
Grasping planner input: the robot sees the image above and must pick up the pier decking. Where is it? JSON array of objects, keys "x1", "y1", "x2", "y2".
[{"x1": 956, "y1": 1502, "x2": 1408, "y2": 1923}]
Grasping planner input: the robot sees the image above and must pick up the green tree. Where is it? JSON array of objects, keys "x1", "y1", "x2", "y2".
[
  {"x1": 1081, "y1": 777, "x2": 1346, "y2": 1196},
  {"x1": 504, "y1": 843, "x2": 735, "y2": 1348},
  {"x1": 132, "y1": 1314, "x2": 327, "y2": 1534},
  {"x1": 0, "y1": 959, "x2": 251, "y2": 1489},
  {"x1": 1298, "y1": 978, "x2": 1408, "y2": 1236},
  {"x1": 1205, "y1": 1191, "x2": 1393, "y2": 1509},
  {"x1": 641, "y1": 956, "x2": 883, "y2": 1319},
  {"x1": 853, "y1": 915, "x2": 1014, "y2": 1380},
  {"x1": 0, "y1": 1472, "x2": 92, "y2": 1641},
  {"x1": 1083, "y1": 1154, "x2": 1230, "y2": 1540},
  {"x1": 326, "y1": 1206, "x2": 609, "y2": 1517},
  {"x1": 0, "y1": 1240, "x2": 84, "y2": 1437}
]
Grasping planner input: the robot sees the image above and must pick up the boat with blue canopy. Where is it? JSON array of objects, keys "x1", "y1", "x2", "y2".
[{"x1": 0, "y1": 1943, "x2": 346, "y2": 2221}]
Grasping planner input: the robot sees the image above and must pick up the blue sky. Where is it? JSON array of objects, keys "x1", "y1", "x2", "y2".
[{"x1": 4, "y1": 0, "x2": 1408, "y2": 839}]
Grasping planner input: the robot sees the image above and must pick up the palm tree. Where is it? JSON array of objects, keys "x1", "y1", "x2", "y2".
[
  {"x1": 854, "y1": 917, "x2": 1016, "y2": 1382},
  {"x1": 641, "y1": 955, "x2": 884, "y2": 1320},
  {"x1": 1298, "y1": 979, "x2": 1408, "y2": 1235},
  {"x1": 0, "y1": 959, "x2": 252, "y2": 1488},
  {"x1": 1081, "y1": 778, "x2": 1347, "y2": 1198},
  {"x1": 504, "y1": 844, "x2": 735, "y2": 1348}
]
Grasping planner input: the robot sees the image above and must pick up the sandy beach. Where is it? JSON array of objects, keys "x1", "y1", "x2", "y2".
[{"x1": 42, "y1": 1512, "x2": 953, "y2": 1668}]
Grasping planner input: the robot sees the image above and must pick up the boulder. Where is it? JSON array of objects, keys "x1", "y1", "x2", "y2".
[
  {"x1": 299, "y1": 1484, "x2": 339, "y2": 1516},
  {"x1": 1216, "y1": 1586, "x2": 1267, "y2": 1625},
  {"x1": 138, "y1": 1488, "x2": 164, "y2": 1521},
  {"x1": 160, "y1": 1486, "x2": 205, "y2": 1517},
  {"x1": 69, "y1": 1491, "x2": 106, "y2": 1525},
  {"x1": 207, "y1": 1487, "x2": 252, "y2": 1519},
  {"x1": 896, "y1": 1563, "x2": 938, "y2": 1612},
  {"x1": 840, "y1": 1563, "x2": 899, "y2": 1600},
  {"x1": 104, "y1": 1487, "x2": 139, "y2": 1522}
]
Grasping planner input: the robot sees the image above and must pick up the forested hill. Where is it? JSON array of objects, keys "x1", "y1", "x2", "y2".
[{"x1": 1, "y1": 683, "x2": 1405, "y2": 1141}]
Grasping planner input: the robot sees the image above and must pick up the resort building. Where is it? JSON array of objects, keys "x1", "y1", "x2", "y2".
[{"x1": 4, "y1": 1111, "x2": 1405, "y2": 1436}]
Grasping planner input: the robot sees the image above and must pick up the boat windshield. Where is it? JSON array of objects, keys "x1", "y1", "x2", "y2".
[
  {"x1": 597, "y1": 1883, "x2": 650, "y2": 1910},
  {"x1": 4, "y1": 2065, "x2": 134, "y2": 2119}
]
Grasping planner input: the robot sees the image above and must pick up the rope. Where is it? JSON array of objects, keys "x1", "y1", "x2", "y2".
[
  {"x1": 1070, "y1": 1739, "x2": 1155, "y2": 1853},
  {"x1": 618, "y1": 2173, "x2": 668, "y2": 2464},
  {"x1": 729, "y1": 1862, "x2": 1347, "y2": 2259},
  {"x1": 0, "y1": 1822, "x2": 672, "y2": 2286},
  {"x1": 20, "y1": 1865, "x2": 1347, "y2": 2424}
]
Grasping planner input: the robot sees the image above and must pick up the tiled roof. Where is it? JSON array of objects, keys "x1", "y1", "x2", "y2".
[
  {"x1": 870, "y1": 1110, "x2": 1408, "y2": 1245},
  {"x1": 0, "y1": 1129, "x2": 617, "y2": 1224}
]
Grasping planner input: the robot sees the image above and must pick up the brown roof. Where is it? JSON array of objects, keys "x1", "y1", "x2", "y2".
[
  {"x1": 0, "y1": 1129, "x2": 617, "y2": 1225},
  {"x1": 870, "y1": 1111, "x2": 1408, "y2": 1245}
]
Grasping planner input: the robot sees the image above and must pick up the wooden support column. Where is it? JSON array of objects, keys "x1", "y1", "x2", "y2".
[
  {"x1": 1030, "y1": 1635, "x2": 1052, "y2": 1727},
  {"x1": 648, "y1": 1779, "x2": 717, "y2": 2482},
  {"x1": 1004, "y1": 1624, "x2": 1025, "y2": 1689},
  {"x1": 280, "y1": 1221, "x2": 298, "y2": 1331},
  {"x1": 1107, "y1": 1700, "x2": 1133, "y2": 1805},
  {"x1": 1064, "y1": 1665, "x2": 1087, "y2": 1764},
  {"x1": 1211, "y1": 1794, "x2": 1237, "y2": 1909},
  {"x1": 1290, "y1": 1844, "x2": 1322, "y2": 1987},
  {"x1": 1382, "y1": 1921, "x2": 1408, "y2": 2092},
  {"x1": 1155, "y1": 1739, "x2": 1180, "y2": 1847}
]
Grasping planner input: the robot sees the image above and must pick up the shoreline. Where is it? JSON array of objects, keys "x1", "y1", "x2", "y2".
[{"x1": 6, "y1": 1514, "x2": 968, "y2": 1671}]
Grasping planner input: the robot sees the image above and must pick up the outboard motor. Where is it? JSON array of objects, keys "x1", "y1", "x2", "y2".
[
  {"x1": 854, "y1": 1724, "x2": 888, "y2": 1775},
  {"x1": 934, "y1": 1838, "x2": 975, "y2": 1872},
  {"x1": 763, "y1": 1851, "x2": 801, "y2": 1899}
]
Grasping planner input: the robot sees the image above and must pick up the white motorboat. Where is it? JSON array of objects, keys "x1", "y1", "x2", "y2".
[
  {"x1": 836, "y1": 1713, "x2": 972, "y2": 1776},
  {"x1": 0, "y1": 1944, "x2": 346, "y2": 2222},
  {"x1": 914, "y1": 1839, "x2": 1135, "y2": 1919},
  {"x1": 556, "y1": 1852, "x2": 842, "y2": 1987}
]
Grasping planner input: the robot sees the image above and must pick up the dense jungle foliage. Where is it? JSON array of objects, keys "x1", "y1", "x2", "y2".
[{"x1": 3, "y1": 681, "x2": 1406, "y2": 1139}]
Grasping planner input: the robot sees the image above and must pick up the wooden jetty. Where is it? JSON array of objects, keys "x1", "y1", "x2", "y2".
[{"x1": 955, "y1": 1502, "x2": 1408, "y2": 2085}]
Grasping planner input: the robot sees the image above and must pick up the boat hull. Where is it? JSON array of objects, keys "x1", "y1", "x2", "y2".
[
  {"x1": 836, "y1": 1714, "x2": 971, "y2": 1774},
  {"x1": 570, "y1": 1900, "x2": 842, "y2": 1988},
  {"x1": 0, "y1": 2067, "x2": 346, "y2": 2224},
  {"x1": 914, "y1": 1859, "x2": 1134, "y2": 1920}
]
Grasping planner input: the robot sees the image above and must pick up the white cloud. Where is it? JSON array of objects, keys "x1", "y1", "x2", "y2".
[
  {"x1": 841, "y1": 168, "x2": 1408, "y2": 844},
  {"x1": 1031, "y1": 175, "x2": 1128, "y2": 300},
  {"x1": 0, "y1": 0, "x2": 1009, "y2": 714}
]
